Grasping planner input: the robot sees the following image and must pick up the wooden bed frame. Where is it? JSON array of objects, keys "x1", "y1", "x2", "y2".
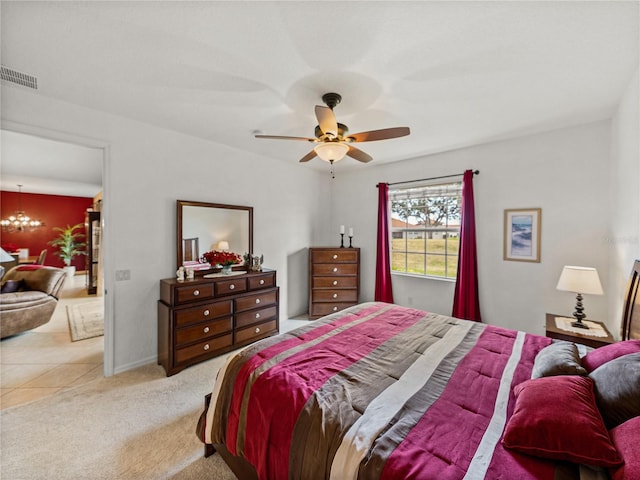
[{"x1": 203, "y1": 259, "x2": 640, "y2": 478}]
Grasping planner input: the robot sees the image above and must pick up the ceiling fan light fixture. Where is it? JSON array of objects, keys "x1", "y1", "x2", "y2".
[{"x1": 314, "y1": 142, "x2": 349, "y2": 163}]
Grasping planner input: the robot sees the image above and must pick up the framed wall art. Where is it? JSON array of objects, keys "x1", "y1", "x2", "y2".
[{"x1": 503, "y1": 208, "x2": 541, "y2": 262}]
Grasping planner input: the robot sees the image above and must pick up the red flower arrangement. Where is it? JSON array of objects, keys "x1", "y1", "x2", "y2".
[{"x1": 201, "y1": 250, "x2": 243, "y2": 267}]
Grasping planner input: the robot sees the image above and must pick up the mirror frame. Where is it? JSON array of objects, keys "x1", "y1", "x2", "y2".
[{"x1": 176, "y1": 200, "x2": 253, "y2": 275}]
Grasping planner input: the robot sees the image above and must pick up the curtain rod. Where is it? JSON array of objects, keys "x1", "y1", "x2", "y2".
[{"x1": 380, "y1": 169, "x2": 479, "y2": 187}]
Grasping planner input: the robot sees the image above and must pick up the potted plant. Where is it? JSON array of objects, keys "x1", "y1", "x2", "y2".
[{"x1": 48, "y1": 223, "x2": 87, "y2": 277}]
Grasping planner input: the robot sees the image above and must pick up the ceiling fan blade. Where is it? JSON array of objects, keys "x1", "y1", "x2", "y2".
[
  {"x1": 346, "y1": 145, "x2": 373, "y2": 163},
  {"x1": 346, "y1": 127, "x2": 410, "y2": 143},
  {"x1": 315, "y1": 105, "x2": 338, "y2": 138},
  {"x1": 299, "y1": 150, "x2": 317, "y2": 163},
  {"x1": 255, "y1": 134, "x2": 317, "y2": 142}
]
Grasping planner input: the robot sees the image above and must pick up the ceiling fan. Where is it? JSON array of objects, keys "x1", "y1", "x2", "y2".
[{"x1": 255, "y1": 93, "x2": 410, "y2": 165}]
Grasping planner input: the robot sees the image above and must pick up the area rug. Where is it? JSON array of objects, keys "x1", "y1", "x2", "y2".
[{"x1": 66, "y1": 301, "x2": 104, "y2": 341}]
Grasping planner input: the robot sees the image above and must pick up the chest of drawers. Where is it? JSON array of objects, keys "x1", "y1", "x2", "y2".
[
  {"x1": 308, "y1": 247, "x2": 360, "y2": 320},
  {"x1": 158, "y1": 270, "x2": 279, "y2": 376}
]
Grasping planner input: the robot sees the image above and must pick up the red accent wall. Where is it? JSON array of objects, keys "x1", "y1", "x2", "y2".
[{"x1": 0, "y1": 191, "x2": 94, "y2": 269}]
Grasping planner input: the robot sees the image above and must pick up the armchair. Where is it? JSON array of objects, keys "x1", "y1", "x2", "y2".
[{"x1": 0, "y1": 266, "x2": 67, "y2": 339}]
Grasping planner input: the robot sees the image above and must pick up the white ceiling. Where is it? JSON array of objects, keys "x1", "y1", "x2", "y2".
[{"x1": 1, "y1": 1, "x2": 638, "y2": 189}]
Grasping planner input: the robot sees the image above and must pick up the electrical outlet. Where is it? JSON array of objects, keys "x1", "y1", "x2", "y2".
[{"x1": 115, "y1": 269, "x2": 131, "y2": 281}]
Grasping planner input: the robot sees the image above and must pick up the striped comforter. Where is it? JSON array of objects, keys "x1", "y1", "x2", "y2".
[{"x1": 201, "y1": 302, "x2": 577, "y2": 480}]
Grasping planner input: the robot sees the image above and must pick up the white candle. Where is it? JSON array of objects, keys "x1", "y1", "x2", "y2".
[
  {"x1": 349, "y1": 227, "x2": 354, "y2": 237},
  {"x1": 340, "y1": 225, "x2": 345, "y2": 234}
]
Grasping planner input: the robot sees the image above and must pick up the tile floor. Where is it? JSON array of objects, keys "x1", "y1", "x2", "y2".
[{"x1": 1, "y1": 274, "x2": 104, "y2": 410}]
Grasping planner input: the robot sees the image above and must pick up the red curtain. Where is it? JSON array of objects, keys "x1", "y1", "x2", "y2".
[
  {"x1": 375, "y1": 183, "x2": 394, "y2": 303},
  {"x1": 452, "y1": 170, "x2": 481, "y2": 321}
]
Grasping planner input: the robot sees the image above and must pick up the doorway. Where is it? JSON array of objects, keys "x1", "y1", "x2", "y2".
[{"x1": 0, "y1": 126, "x2": 109, "y2": 408}]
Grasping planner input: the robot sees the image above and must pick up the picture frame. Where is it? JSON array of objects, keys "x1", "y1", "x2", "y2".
[{"x1": 503, "y1": 208, "x2": 541, "y2": 262}]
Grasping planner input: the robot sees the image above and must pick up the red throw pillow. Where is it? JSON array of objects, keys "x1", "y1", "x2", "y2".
[
  {"x1": 16, "y1": 265, "x2": 45, "y2": 271},
  {"x1": 608, "y1": 417, "x2": 640, "y2": 480},
  {"x1": 582, "y1": 340, "x2": 640, "y2": 372},
  {"x1": 502, "y1": 376, "x2": 622, "y2": 467}
]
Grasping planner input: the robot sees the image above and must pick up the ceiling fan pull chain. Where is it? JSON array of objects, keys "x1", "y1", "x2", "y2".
[{"x1": 330, "y1": 159, "x2": 335, "y2": 179}]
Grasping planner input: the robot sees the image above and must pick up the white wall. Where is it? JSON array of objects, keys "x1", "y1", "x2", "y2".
[
  {"x1": 609, "y1": 66, "x2": 640, "y2": 333},
  {"x1": 2, "y1": 86, "x2": 324, "y2": 374},
  {"x1": 330, "y1": 121, "x2": 614, "y2": 336}
]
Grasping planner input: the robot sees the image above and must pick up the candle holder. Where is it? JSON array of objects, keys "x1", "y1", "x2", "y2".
[
  {"x1": 340, "y1": 233, "x2": 345, "y2": 248},
  {"x1": 348, "y1": 236, "x2": 353, "y2": 248}
]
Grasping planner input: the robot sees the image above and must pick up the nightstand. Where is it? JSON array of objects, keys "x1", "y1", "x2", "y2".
[{"x1": 545, "y1": 313, "x2": 615, "y2": 349}]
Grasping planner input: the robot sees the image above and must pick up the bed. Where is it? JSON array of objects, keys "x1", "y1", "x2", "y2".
[{"x1": 197, "y1": 260, "x2": 640, "y2": 480}]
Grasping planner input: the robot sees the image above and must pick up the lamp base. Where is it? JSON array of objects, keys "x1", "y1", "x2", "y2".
[{"x1": 571, "y1": 320, "x2": 590, "y2": 329}]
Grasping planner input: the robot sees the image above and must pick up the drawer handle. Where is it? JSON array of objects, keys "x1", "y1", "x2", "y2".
[
  {"x1": 333, "y1": 280, "x2": 338, "y2": 286},
  {"x1": 333, "y1": 293, "x2": 338, "y2": 299},
  {"x1": 333, "y1": 254, "x2": 338, "y2": 260},
  {"x1": 193, "y1": 289, "x2": 200, "y2": 296},
  {"x1": 203, "y1": 344, "x2": 210, "y2": 351},
  {"x1": 333, "y1": 267, "x2": 338, "y2": 273},
  {"x1": 255, "y1": 313, "x2": 261, "y2": 319},
  {"x1": 203, "y1": 326, "x2": 210, "y2": 333},
  {"x1": 259, "y1": 279, "x2": 265, "y2": 285},
  {"x1": 256, "y1": 298, "x2": 261, "y2": 304},
  {"x1": 229, "y1": 284, "x2": 235, "y2": 290},
  {"x1": 255, "y1": 327, "x2": 261, "y2": 334},
  {"x1": 203, "y1": 309, "x2": 210, "y2": 316},
  {"x1": 333, "y1": 306, "x2": 338, "y2": 311}
]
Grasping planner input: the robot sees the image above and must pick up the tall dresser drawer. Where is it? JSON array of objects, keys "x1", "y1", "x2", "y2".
[
  {"x1": 236, "y1": 305, "x2": 277, "y2": 329},
  {"x1": 236, "y1": 320, "x2": 278, "y2": 344},
  {"x1": 174, "y1": 300, "x2": 233, "y2": 327},
  {"x1": 312, "y1": 276, "x2": 358, "y2": 288},
  {"x1": 312, "y1": 250, "x2": 359, "y2": 263},
  {"x1": 311, "y1": 302, "x2": 358, "y2": 317},
  {"x1": 312, "y1": 290, "x2": 358, "y2": 303},
  {"x1": 313, "y1": 263, "x2": 358, "y2": 276},
  {"x1": 175, "y1": 317, "x2": 232, "y2": 347},
  {"x1": 235, "y1": 289, "x2": 277, "y2": 313},
  {"x1": 175, "y1": 333, "x2": 233, "y2": 364}
]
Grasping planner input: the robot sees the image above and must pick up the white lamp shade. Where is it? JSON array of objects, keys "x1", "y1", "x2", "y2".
[
  {"x1": 217, "y1": 241, "x2": 230, "y2": 251},
  {"x1": 556, "y1": 266, "x2": 603, "y2": 295},
  {"x1": 314, "y1": 142, "x2": 349, "y2": 162}
]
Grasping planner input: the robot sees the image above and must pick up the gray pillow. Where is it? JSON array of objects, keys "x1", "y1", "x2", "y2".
[
  {"x1": 589, "y1": 352, "x2": 640, "y2": 429},
  {"x1": 532, "y1": 341, "x2": 587, "y2": 379}
]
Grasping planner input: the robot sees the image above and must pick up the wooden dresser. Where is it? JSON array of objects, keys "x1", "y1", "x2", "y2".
[
  {"x1": 158, "y1": 269, "x2": 279, "y2": 376},
  {"x1": 308, "y1": 247, "x2": 360, "y2": 320}
]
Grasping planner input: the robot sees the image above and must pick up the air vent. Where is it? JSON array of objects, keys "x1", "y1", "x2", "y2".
[{"x1": 1, "y1": 66, "x2": 38, "y2": 89}]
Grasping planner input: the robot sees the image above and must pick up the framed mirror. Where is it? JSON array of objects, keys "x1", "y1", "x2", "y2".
[{"x1": 177, "y1": 200, "x2": 253, "y2": 274}]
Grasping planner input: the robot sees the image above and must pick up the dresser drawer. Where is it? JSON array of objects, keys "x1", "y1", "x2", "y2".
[
  {"x1": 313, "y1": 263, "x2": 358, "y2": 276},
  {"x1": 175, "y1": 333, "x2": 233, "y2": 364},
  {"x1": 214, "y1": 278, "x2": 247, "y2": 296},
  {"x1": 235, "y1": 320, "x2": 278, "y2": 344},
  {"x1": 236, "y1": 305, "x2": 277, "y2": 329},
  {"x1": 312, "y1": 289, "x2": 358, "y2": 303},
  {"x1": 311, "y1": 302, "x2": 357, "y2": 317},
  {"x1": 176, "y1": 284, "x2": 214, "y2": 304},
  {"x1": 312, "y1": 250, "x2": 359, "y2": 264},
  {"x1": 174, "y1": 300, "x2": 233, "y2": 327},
  {"x1": 248, "y1": 272, "x2": 276, "y2": 290},
  {"x1": 235, "y1": 290, "x2": 277, "y2": 313},
  {"x1": 175, "y1": 317, "x2": 232, "y2": 347},
  {"x1": 312, "y1": 276, "x2": 358, "y2": 289}
]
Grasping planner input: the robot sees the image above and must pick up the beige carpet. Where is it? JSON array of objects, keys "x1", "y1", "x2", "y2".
[
  {"x1": 0, "y1": 355, "x2": 238, "y2": 480},
  {"x1": 67, "y1": 301, "x2": 104, "y2": 341}
]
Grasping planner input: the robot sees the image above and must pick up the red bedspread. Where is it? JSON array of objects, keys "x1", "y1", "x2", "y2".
[{"x1": 202, "y1": 302, "x2": 578, "y2": 480}]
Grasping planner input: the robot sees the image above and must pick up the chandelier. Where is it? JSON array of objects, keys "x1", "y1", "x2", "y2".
[{"x1": 1, "y1": 185, "x2": 44, "y2": 232}]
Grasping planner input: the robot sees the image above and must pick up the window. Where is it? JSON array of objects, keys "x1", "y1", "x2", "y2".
[{"x1": 390, "y1": 181, "x2": 462, "y2": 279}]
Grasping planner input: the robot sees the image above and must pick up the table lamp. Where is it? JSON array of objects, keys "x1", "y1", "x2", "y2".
[{"x1": 556, "y1": 266, "x2": 603, "y2": 329}]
